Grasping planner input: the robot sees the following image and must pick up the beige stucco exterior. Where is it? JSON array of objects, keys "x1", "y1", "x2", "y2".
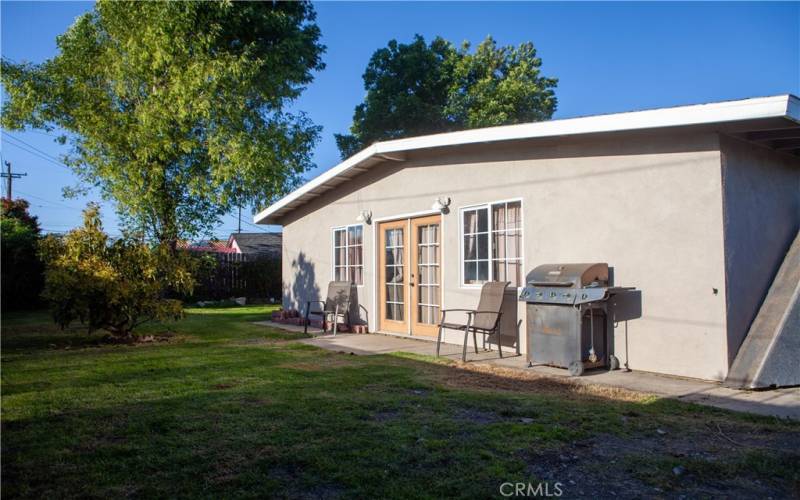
[
  {"x1": 720, "y1": 136, "x2": 800, "y2": 366},
  {"x1": 278, "y1": 129, "x2": 799, "y2": 382}
]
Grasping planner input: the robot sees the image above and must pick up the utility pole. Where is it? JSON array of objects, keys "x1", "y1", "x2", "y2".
[
  {"x1": 237, "y1": 205, "x2": 242, "y2": 233},
  {"x1": 1, "y1": 161, "x2": 27, "y2": 199}
]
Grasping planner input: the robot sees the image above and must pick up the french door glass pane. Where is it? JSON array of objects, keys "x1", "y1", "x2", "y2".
[
  {"x1": 420, "y1": 285, "x2": 430, "y2": 305},
  {"x1": 394, "y1": 303, "x2": 404, "y2": 321},
  {"x1": 416, "y1": 223, "x2": 440, "y2": 325},
  {"x1": 385, "y1": 227, "x2": 404, "y2": 321}
]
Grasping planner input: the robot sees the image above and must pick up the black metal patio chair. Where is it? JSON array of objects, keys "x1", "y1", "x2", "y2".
[
  {"x1": 304, "y1": 281, "x2": 352, "y2": 336},
  {"x1": 436, "y1": 281, "x2": 510, "y2": 362}
]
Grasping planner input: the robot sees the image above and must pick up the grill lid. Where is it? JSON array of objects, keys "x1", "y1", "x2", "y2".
[{"x1": 526, "y1": 263, "x2": 609, "y2": 288}]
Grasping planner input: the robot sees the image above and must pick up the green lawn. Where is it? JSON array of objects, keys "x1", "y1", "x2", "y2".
[{"x1": 2, "y1": 306, "x2": 798, "y2": 498}]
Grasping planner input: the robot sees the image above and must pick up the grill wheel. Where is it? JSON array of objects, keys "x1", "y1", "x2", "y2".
[{"x1": 568, "y1": 361, "x2": 585, "y2": 377}]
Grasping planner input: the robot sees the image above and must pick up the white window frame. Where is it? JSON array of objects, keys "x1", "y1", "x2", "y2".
[
  {"x1": 458, "y1": 198, "x2": 524, "y2": 289},
  {"x1": 331, "y1": 224, "x2": 364, "y2": 286}
]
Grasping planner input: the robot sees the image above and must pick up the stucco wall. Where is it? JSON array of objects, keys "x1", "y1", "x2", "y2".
[
  {"x1": 720, "y1": 136, "x2": 800, "y2": 365},
  {"x1": 281, "y1": 130, "x2": 730, "y2": 380}
]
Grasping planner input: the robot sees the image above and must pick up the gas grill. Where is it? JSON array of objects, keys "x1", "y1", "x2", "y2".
[{"x1": 518, "y1": 263, "x2": 638, "y2": 376}]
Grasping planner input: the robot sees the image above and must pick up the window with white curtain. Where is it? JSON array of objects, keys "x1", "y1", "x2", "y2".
[
  {"x1": 333, "y1": 225, "x2": 363, "y2": 285},
  {"x1": 461, "y1": 200, "x2": 522, "y2": 287}
]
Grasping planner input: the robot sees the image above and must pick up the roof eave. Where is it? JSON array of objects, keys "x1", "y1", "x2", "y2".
[{"x1": 254, "y1": 94, "x2": 797, "y2": 226}]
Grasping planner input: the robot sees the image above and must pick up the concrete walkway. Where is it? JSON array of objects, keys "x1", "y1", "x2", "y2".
[{"x1": 291, "y1": 332, "x2": 799, "y2": 420}]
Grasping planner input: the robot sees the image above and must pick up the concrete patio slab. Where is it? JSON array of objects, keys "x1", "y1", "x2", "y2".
[
  {"x1": 253, "y1": 320, "x2": 323, "y2": 334},
  {"x1": 294, "y1": 332, "x2": 800, "y2": 420}
]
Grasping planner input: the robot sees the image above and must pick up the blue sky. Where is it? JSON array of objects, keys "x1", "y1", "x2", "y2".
[{"x1": 2, "y1": 1, "x2": 798, "y2": 237}]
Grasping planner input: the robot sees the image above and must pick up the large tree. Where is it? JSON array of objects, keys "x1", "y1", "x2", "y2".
[
  {"x1": 335, "y1": 35, "x2": 557, "y2": 159},
  {"x1": 1, "y1": 198, "x2": 44, "y2": 310},
  {"x1": 1, "y1": 1, "x2": 325, "y2": 246}
]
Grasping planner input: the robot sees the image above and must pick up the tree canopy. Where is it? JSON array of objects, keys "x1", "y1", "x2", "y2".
[
  {"x1": 335, "y1": 35, "x2": 558, "y2": 159},
  {"x1": 1, "y1": 198, "x2": 44, "y2": 310},
  {"x1": 1, "y1": 0, "x2": 325, "y2": 245}
]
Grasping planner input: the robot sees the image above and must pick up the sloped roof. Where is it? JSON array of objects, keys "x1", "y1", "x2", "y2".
[
  {"x1": 255, "y1": 94, "x2": 800, "y2": 225},
  {"x1": 178, "y1": 240, "x2": 238, "y2": 254},
  {"x1": 228, "y1": 232, "x2": 282, "y2": 257}
]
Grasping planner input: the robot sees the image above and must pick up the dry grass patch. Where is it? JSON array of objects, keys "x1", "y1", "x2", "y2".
[{"x1": 415, "y1": 356, "x2": 650, "y2": 403}]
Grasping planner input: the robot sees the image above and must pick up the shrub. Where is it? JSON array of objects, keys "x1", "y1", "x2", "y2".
[
  {"x1": 1, "y1": 198, "x2": 44, "y2": 310},
  {"x1": 39, "y1": 204, "x2": 195, "y2": 338}
]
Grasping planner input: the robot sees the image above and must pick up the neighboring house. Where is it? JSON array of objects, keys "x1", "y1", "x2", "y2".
[
  {"x1": 255, "y1": 95, "x2": 800, "y2": 382},
  {"x1": 178, "y1": 233, "x2": 282, "y2": 257},
  {"x1": 227, "y1": 232, "x2": 282, "y2": 258},
  {"x1": 178, "y1": 240, "x2": 238, "y2": 254}
]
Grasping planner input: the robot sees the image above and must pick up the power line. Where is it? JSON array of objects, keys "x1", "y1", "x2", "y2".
[
  {"x1": 2, "y1": 133, "x2": 71, "y2": 170},
  {"x1": 15, "y1": 189, "x2": 89, "y2": 211},
  {"x1": 225, "y1": 211, "x2": 266, "y2": 232}
]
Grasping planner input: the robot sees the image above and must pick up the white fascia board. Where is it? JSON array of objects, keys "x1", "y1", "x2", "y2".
[
  {"x1": 253, "y1": 144, "x2": 378, "y2": 224},
  {"x1": 255, "y1": 95, "x2": 795, "y2": 225},
  {"x1": 786, "y1": 94, "x2": 800, "y2": 125}
]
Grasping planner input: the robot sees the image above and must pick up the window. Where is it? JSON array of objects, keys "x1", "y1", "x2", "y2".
[
  {"x1": 333, "y1": 225, "x2": 363, "y2": 285},
  {"x1": 461, "y1": 200, "x2": 522, "y2": 287}
]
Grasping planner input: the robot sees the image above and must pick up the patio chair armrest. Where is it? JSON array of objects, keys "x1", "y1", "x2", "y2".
[
  {"x1": 468, "y1": 310, "x2": 500, "y2": 316},
  {"x1": 468, "y1": 310, "x2": 503, "y2": 329},
  {"x1": 439, "y1": 308, "x2": 477, "y2": 326}
]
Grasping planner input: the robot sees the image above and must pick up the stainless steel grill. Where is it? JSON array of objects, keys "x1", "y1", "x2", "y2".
[{"x1": 518, "y1": 263, "x2": 638, "y2": 376}]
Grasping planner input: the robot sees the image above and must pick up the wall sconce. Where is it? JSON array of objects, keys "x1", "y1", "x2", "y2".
[
  {"x1": 356, "y1": 209, "x2": 372, "y2": 224},
  {"x1": 432, "y1": 196, "x2": 451, "y2": 214}
]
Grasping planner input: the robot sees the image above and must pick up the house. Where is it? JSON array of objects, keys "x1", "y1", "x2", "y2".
[
  {"x1": 227, "y1": 232, "x2": 282, "y2": 258},
  {"x1": 178, "y1": 239, "x2": 238, "y2": 254},
  {"x1": 255, "y1": 95, "x2": 800, "y2": 383}
]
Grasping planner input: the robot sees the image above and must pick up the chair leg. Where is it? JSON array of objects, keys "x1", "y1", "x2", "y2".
[
  {"x1": 436, "y1": 324, "x2": 443, "y2": 357},
  {"x1": 333, "y1": 306, "x2": 339, "y2": 337},
  {"x1": 462, "y1": 329, "x2": 469, "y2": 362},
  {"x1": 473, "y1": 328, "x2": 478, "y2": 354},
  {"x1": 497, "y1": 331, "x2": 503, "y2": 358}
]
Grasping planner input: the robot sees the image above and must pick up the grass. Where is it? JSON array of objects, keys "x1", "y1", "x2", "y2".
[{"x1": 2, "y1": 306, "x2": 799, "y2": 498}]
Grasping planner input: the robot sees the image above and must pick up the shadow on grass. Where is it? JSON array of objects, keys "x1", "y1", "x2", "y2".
[{"x1": 3, "y1": 307, "x2": 799, "y2": 498}]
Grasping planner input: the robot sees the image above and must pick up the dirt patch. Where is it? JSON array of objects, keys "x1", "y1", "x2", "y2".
[
  {"x1": 524, "y1": 427, "x2": 800, "y2": 499},
  {"x1": 427, "y1": 361, "x2": 649, "y2": 403},
  {"x1": 213, "y1": 383, "x2": 236, "y2": 390}
]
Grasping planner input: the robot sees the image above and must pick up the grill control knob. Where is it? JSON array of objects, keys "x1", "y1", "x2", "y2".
[
  {"x1": 536, "y1": 292, "x2": 543, "y2": 298},
  {"x1": 581, "y1": 293, "x2": 588, "y2": 299},
  {"x1": 549, "y1": 291, "x2": 557, "y2": 298}
]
